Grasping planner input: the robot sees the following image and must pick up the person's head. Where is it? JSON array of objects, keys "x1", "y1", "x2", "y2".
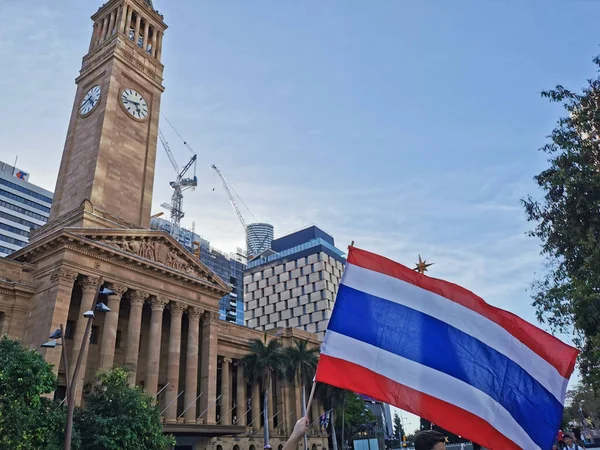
[
  {"x1": 414, "y1": 430, "x2": 446, "y2": 450},
  {"x1": 564, "y1": 434, "x2": 573, "y2": 446},
  {"x1": 552, "y1": 443, "x2": 559, "y2": 450}
]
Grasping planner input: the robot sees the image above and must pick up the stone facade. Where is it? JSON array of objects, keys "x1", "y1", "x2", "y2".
[
  {"x1": 245, "y1": 250, "x2": 344, "y2": 341},
  {"x1": 0, "y1": 2, "x2": 328, "y2": 449}
]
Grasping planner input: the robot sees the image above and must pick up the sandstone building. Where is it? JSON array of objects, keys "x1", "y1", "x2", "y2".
[{"x1": 0, "y1": 1, "x2": 326, "y2": 449}]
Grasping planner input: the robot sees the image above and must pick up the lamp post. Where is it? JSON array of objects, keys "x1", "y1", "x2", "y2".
[{"x1": 43, "y1": 279, "x2": 113, "y2": 450}]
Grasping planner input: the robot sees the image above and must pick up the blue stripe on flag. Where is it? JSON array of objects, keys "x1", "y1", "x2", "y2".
[{"x1": 327, "y1": 284, "x2": 562, "y2": 450}]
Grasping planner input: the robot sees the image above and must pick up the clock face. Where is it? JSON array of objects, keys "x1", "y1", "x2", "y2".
[
  {"x1": 80, "y1": 85, "x2": 101, "y2": 116},
  {"x1": 121, "y1": 88, "x2": 149, "y2": 120}
]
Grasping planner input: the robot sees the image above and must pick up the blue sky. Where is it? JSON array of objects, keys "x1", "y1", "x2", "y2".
[{"x1": 1, "y1": 0, "x2": 599, "y2": 433}]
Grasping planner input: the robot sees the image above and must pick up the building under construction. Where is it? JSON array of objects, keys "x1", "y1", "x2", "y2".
[{"x1": 150, "y1": 217, "x2": 246, "y2": 325}]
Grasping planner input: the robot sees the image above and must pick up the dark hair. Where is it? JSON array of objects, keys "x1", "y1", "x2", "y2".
[{"x1": 415, "y1": 430, "x2": 446, "y2": 450}]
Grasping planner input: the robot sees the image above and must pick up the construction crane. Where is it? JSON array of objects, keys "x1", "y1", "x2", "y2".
[
  {"x1": 159, "y1": 128, "x2": 197, "y2": 226},
  {"x1": 210, "y1": 164, "x2": 271, "y2": 257}
]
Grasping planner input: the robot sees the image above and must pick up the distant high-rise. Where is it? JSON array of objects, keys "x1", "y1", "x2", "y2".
[
  {"x1": 244, "y1": 225, "x2": 346, "y2": 340},
  {"x1": 246, "y1": 222, "x2": 274, "y2": 258},
  {"x1": 0, "y1": 160, "x2": 53, "y2": 257},
  {"x1": 150, "y1": 217, "x2": 246, "y2": 325}
]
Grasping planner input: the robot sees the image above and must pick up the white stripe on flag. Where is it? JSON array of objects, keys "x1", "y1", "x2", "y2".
[
  {"x1": 322, "y1": 330, "x2": 540, "y2": 450},
  {"x1": 341, "y1": 263, "x2": 567, "y2": 403}
]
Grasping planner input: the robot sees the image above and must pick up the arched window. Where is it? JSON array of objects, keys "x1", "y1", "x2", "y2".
[
  {"x1": 233, "y1": 445, "x2": 240, "y2": 450},
  {"x1": 217, "y1": 445, "x2": 223, "y2": 450},
  {"x1": 249, "y1": 445, "x2": 256, "y2": 450}
]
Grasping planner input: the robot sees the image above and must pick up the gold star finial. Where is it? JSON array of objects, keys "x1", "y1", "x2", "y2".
[{"x1": 414, "y1": 255, "x2": 434, "y2": 274}]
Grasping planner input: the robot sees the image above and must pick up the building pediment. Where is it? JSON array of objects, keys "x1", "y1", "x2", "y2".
[
  {"x1": 74, "y1": 229, "x2": 231, "y2": 293},
  {"x1": 10, "y1": 228, "x2": 231, "y2": 296}
]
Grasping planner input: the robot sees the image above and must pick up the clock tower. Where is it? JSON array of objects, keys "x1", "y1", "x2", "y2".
[{"x1": 47, "y1": 0, "x2": 167, "y2": 232}]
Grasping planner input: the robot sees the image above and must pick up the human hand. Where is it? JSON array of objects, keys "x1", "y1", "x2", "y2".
[{"x1": 291, "y1": 417, "x2": 309, "y2": 439}]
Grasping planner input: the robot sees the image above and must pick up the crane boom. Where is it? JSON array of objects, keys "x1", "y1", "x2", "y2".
[
  {"x1": 158, "y1": 129, "x2": 179, "y2": 174},
  {"x1": 210, "y1": 164, "x2": 247, "y2": 231}
]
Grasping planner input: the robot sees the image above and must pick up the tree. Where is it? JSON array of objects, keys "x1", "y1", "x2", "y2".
[
  {"x1": 393, "y1": 412, "x2": 404, "y2": 440},
  {"x1": 315, "y1": 383, "x2": 347, "y2": 450},
  {"x1": 241, "y1": 336, "x2": 285, "y2": 448},
  {"x1": 0, "y1": 336, "x2": 67, "y2": 450},
  {"x1": 562, "y1": 382, "x2": 600, "y2": 429},
  {"x1": 74, "y1": 367, "x2": 174, "y2": 450},
  {"x1": 522, "y1": 56, "x2": 600, "y2": 390}
]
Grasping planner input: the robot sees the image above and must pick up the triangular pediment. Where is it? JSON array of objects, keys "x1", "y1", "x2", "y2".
[{"x1": 69, "y1": 228, "x2": 231, "y2": 293}]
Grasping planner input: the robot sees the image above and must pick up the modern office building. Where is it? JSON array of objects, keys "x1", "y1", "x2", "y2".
[
  {"x1": 150, "y1": 217, "x2": 246, "y2": 325},
  {"x1": 0, "y1": 160, "x2": 53, "y2": 257},
  {"x1": 244, "y1": 225, "x2": 346, "y2": 340},
  {"x1": 246, "y1": 222, "x2": 274, "y2": 258}
]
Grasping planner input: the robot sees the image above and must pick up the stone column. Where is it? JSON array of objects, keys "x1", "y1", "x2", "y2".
[
  {"x1": 184, "y1": 307, "x2": 202, "y2": 423},
  {"x1": 165, "y1": 302, "x2": 186, "y2": 423},
  {"x1": 107, "y1": 9, "x2": 116, "y2": 37},
  {"x1": 72, "y1": 275, "x2": 99, "y2": 406},
  {"x1": 119, "y1": 4, "x2": 128, "y2": 34},
  {"x1": 252, "y1": 383, "x2": 261, "y2": 431},
  {"x1": 156, "y1": 30, "x2": 163, "y2": 60},
  {"x1": 100, "y1": 16, "x2": 109, "y2": 42},
  {"x1": 145, "y1": 296, "x2": 168, "y2": 396},
  {"x1": 236, "y1": 363, "x2": 247, "y2": 426},
  {"x1": 267, "y1": 378, "x2": 275, "y2": 431},
  {"x1": 199, "y1": 311, "x2": 218, "y2": 424},
  {"x1": 89, "y1": 22, "x2": 99, "y2": 51},
  {"x1": 98, "y1": 283, "x2": 127, "y2": 371},
  {"x1": 35, "y1": 268, "x2": 78, "y2": 376},
  {"x1": 143, "y1": 20, "x2": 150, "y2": 53},
  {"x1": 134, "y1": 12, "x2": 142, "y2": 47},
  {"x1": 220, "y1": 357, "x2": 232, "y2": 425},
  {"x1": 151, "y1": 26, "x2": 157, "y2": 57},
  {"x1": 125, "y1": 7, "x2": 134, "y2": 37},
  {"x1": 125, "y1": 290, "x2": 148, "y2": 385}
]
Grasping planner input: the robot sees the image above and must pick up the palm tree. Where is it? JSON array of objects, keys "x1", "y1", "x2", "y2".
[
  {"x1": 316, "y1": 383, "x2": 347, "y2": 450},
  {"x1": 283, "y1": 339, "x2": 319, "y2": 450},
  {"x1": 241, "y1": 336, "x2": 285, "y2": 448}
]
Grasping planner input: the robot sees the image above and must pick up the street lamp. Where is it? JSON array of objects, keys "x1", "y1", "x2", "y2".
[{"x1": 53, "y1": 280, "x2": 113, "y2": 450}]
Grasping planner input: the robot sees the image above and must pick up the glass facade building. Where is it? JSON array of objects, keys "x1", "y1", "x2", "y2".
[
  {"x1": 246, "y1": 222, "x2": 274, "y2": 259},
  {"x1": 0, "y1": 161, "x2": 53, "y2": 257},
  {"x1": 150, "y1": 217, "x2": 246, "y2": 325}
]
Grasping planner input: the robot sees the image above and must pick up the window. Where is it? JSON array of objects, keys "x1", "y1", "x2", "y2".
[
  {"x1": 0, "y1": 234, "x2": 27, "y2": 247},
  {"x1": 65, "y1": 321, "x2": 75, "y2": 340},
  {"x1": 90, "y1": 325, "x2": 99, "y2": 345},
  {"x1": 0, "y1": 200, "x2": 48, "y2": 222},
  {"x1": 0, "y1": 246, "x2": 13, "y2": 255},
  {"x1": 0, "y1": 178, "x2": 52, "y2": 203},
  {"x1": 0, "y1": 189, "x2": 50, "y2": 213},
  {"x1": 0, "y1": 222, "x2": 29, "y2": 237},
  {"x1": 0, "y1": 211, "x2": 39, "y2": 230},
  {"x1": 115, "y1": 330, "x2": 122, "y2": 349}
]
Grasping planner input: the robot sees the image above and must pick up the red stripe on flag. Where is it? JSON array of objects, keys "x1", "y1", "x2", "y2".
[
  {"x1": 316, "y1": 354, "x2": 522, "y2": 450},
  {"x1": 347, "y1": 246, "x2": 578, "y2": 379}
]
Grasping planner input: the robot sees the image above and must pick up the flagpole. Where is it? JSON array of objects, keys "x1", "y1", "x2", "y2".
[{"x1": 305, "y1": 379, "x2": 317, "y2": 416}]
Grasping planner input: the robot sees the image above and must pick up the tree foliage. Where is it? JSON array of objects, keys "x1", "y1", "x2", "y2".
[
  {"x1": 282, "y1": 339, "x2": 318, "y2": 387},
  {"x1": 561, "y1": 382, "x2": 600, "y2": 430},
  {"x1": 522, "y1": 55, "x2": 600, "y2": 389},
  {"x1": 393, "y1": 412, "x2": 404, "y2": 440},
  {"x1": 74, "y1": 367, "x2": 174, "y2": 450},
  {"x1": 0, "y1": 336, "x2": 67, "y2": 450},
  {"x1": 241, "y1": 337, "x2": 285, "y2": 390}
]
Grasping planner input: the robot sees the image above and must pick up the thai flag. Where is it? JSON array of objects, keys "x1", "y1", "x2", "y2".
[{"x1": 315, "y1": 247, "x2": 579, "y2": 450}]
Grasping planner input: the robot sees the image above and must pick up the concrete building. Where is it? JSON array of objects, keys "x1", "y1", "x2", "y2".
[
  {"x1": 150, "y1": 217, "x2": 246, "y2": 325},
  {"x1": 0, "y1": 161, "x2": 53, "y2": 256},
  {"x1": 244, "y1": 226, "x2": 346, "y2": 340},
  {"x1": 246, "y1": 222, "x2": 274, "y2": 259},
  {"x1": 0, "y1": 2, "x2": 326, "y2": 449}
]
